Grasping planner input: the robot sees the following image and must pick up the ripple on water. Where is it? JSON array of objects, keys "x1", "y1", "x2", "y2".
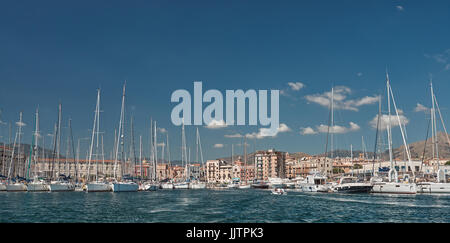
[{"x1": 1, "y1": 190, "x2": 450, "y2": 222}]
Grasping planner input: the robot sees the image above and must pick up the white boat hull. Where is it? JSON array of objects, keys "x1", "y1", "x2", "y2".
[
  {"x1": 144, "y1": 184, "x2": 160, "y2": 191},
  {"x1": 173, "y1": 182, "x2": 189, "y2": 189},
  {"x1": 86, "y1": 182, "x2": 112, "y2": 192},
  {"x1": 27, "y1": 183, "x2": 49, "y2": 191},
  {"x1": 417, "y1": 182, "x2": 450, "y2": 193},
  {"x1": 49, "y1": 182, "x2": 75, "y2": 192},
  {"x1": 160, "y1": 183, "x2": 174, "y2": 189},
  {"x1": 111, "y1": 182, "x2": 139, "y2": 192},
  {"x1": 189, "y1": 182, "x2": 206, "y2": 189},
  {"x1": 371, "y1": 182, "x2": 416, "y2": 194},
  {"x1": 6, "y1": 183, "x2": 28, "y2": 191},
  {"x1": 238, "y1": 184, "x2": 251, "y2": 189},
  {"x1": 0, "y1": 183, "x2": 6, "y2": 191},
  {"x1": 298, "y1": 183, "x2": 329, "y2": 192}
]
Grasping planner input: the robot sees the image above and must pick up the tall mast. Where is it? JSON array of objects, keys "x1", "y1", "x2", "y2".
[
  {"x1": 113, "y1": 82, "x2": 126, "y2": 180},
  {"x1": 331, "y1": 87, "x2": 334, "y2": 160},
  {"x1": 87, "y1": 89, "x2": 101, "y2": 182},
  {"x1": 154, "y1": 121, "x2": 157, "y2": 181},
  {"x1": 31, "y1": 107, "x2": 40, "y2": 180},
  {"x1": 57, "y1": 103, "x2": 62, "y2": 177},
  {"x1": 430, "y1": 81, "x2": 439, "y2": 168},
  {"x1": 387, "y1": 73, "x2": 415, "y2": 179},
  {"x1": 166, "y1": 132, "x2": 171, "y2": 179},
  {"x1": 139, "y1": 135, "x2": 142, "y2": 179},
  {"x1": 386, "y1": 73, "x2": 394, "y2": 180},
  {"x1": 7, "y1": 112, "x2": 24, "y2": 181}
]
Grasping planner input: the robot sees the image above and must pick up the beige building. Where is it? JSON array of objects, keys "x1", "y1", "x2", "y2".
[{"x1": 254, "y1": 149, "x2": 287, "y2": 181}]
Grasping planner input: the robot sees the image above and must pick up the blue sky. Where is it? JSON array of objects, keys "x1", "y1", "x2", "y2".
[{"x1": 1, "y1": 0, "x2": 450, "y2": 161}]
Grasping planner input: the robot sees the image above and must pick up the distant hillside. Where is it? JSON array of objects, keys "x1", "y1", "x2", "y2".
[
  {"x1": 316, "y1": 149, "x2": 375, "y2": 159},
  {"x1": 393, "y1": 132, "x2": 450, "y2": 160}
]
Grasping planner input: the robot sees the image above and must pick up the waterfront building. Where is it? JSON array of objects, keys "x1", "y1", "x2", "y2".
[{"x1": 254, "y1": 149, "x2": 287, "y2": 181}]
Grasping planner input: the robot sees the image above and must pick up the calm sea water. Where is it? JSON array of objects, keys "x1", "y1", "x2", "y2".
[{"x1": 1, "y1": 189, "x2": 449, "y2": 223}]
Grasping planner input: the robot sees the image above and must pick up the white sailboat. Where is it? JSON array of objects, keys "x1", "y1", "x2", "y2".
[
  {"x1": 27, "y1": 108, "x2": 49, "y2": 191},
  {"x1": 189, "y1": 127, "x2": 206, "y2": 189},
  {"x1": 174, "y1": 122, "x2": 190, "y2": 189},
  {"x1": 86, "y1": 89, "x2": 112, "y2": 192},
  {"x1": 371, "y1": 72, "x2": 416, "y2": 194},
  {"x1": 160, "y1": 132, "x2": 174, "y2": 189},
  {"x1": 6, "y1": 112, "x2": 28, "y2": 192},
  {"x1": 111, "y1": 82, "x2": 138, "y2": 192},
  {"x1": 417, "y1": 81, "x2": 450, "y2": 193},
  {"x1": 48, "y1": 103, "x2": 74, "y2": 192}
]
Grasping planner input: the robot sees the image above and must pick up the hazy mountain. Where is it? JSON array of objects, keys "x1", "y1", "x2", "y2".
[{"x1": 392, "y1": 132, "x2": 450, "y2": 160}]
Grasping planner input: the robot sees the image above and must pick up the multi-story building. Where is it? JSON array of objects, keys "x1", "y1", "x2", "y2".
[{"x1": 254, "y1": 149, "x2": 287, "y2": 181}]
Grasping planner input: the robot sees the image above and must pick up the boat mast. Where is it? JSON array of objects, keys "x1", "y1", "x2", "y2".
[
  {"x1": 87, "y1": 89, "x2": 101, "y2": 182},
  {"x1": 430, "y1": 80, "x2": 438, "y2": 169},
  {"x1": 387, "y1": 73, "x2": 415, "y2": 179},
  {"x1": 113, "y1": 82, "x2": 126, "y2": 180},
  {"x1": 386, "y1": 73, "x2": 395, "y2": 182},
  {"x1": 154, "y1": 121, "x2": 158, "y2": 182},
  {"x1": 56, "y1": 103, "x2": 62, "y2": 178},
  {"x1": 7, "y1": 112, "x2": 24, "y2": 182}
]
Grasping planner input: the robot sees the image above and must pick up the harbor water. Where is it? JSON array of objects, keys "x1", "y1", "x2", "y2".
[{"x1": 1, "y1": 189, "x2": 449, "y2": 223}]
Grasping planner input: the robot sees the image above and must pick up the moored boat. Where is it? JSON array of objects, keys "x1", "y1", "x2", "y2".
[
  {"x1": 111, "y1": 181, "x2": 139, "y2": 192},
  {"x1": 173, "y1": 182, "x2": 189, "y2": 189},
  {"x1": 27, "y1": 181, "x2": 49, "y2": 192},
  {"x1": 189, "y1": 181, "x2": 206, "y2": 189},
  {"x1": 48, "y1": 181, "x2": 75, "y2": 192},
  {"x1": 86, "y1": 182, "x2": 112, "y2": 192},
  {"x1": 6, "y1": 182, "x2": 28, "y2": 191},
  {"x1": 331, "y1": 176, "x2": 373, "y2": 193}
]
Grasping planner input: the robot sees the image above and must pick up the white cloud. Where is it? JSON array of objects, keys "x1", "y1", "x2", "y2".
[
  {"x1": 357, "y1": 72, "x2": 363, "y2": 77},
  {"x1": 369, "y1": 111, "x2": 409, "y2": 131},
  {"x1": 414, "y1": 103, "x2": 429, "y2": 113},
  {"x1": 396, "y1": 5, "x2": 404, "y2": 11},
  {"x1": 205, "y1": 119, "x2": 227, "y2": 129},
  {"x1": 224, "y1": 133, "x2": 243, "y2": 138},
  {"x1": 245, "y1": 123, "x2": 291, "y2": 139},
  {"x1": 300, "y1": 127, "x2": 318, "y2": 135},
  {"x1": 305, "y1": 86, "x2": 379, "y2": 111},
  {"x1": 288, "y1": 82, "x2": 305, "y2": 91},
  {"x1": 316, "y1": 122, "x2": 360, "y2": 134},
  {"x1": 213, "y1": 144, "x2": 224, "y2": 148}
]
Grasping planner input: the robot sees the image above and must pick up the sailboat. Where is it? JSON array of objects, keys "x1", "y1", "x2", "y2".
[
  {"x1": 48, "y1": 103, "x2": 75, "y2": 192},
  {"x1": 160, "y1": 130, "x2": 174, "y2": 189},
  {"x1": 6, "y1": 112, "x2": 28, "y2": 191},
  {"x1": 371, "y1": 72, "x2": 416, "y2": 194},
  {"x1": 27, "y1": 108, "x2": 49, "y2": 191},
  {"x1": 144, "y1": 120, "x2": 160, "y2": 191},
  {"x1": 416, "y1": 81, "x2": 450, "y2": 193},
  {"x1": 173, "y1": 122, "x2": 190, "y2": 189},
  {"x1": 111, "y1": 82, "x2": 139, "y2": 192},
  {"x1": 189, "y1": 127, "x2": 206, "y2": 189},
  {"x1": 86, "y1": 89, "x2": 112, "y2": 192},
  {"x1": 238, "y1": 137, "x2": 251, "y2": 189}
]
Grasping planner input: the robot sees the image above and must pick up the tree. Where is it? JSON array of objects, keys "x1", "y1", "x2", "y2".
[{"x1": 445, "y1": 161, "x2": 450, "y2": 166}]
